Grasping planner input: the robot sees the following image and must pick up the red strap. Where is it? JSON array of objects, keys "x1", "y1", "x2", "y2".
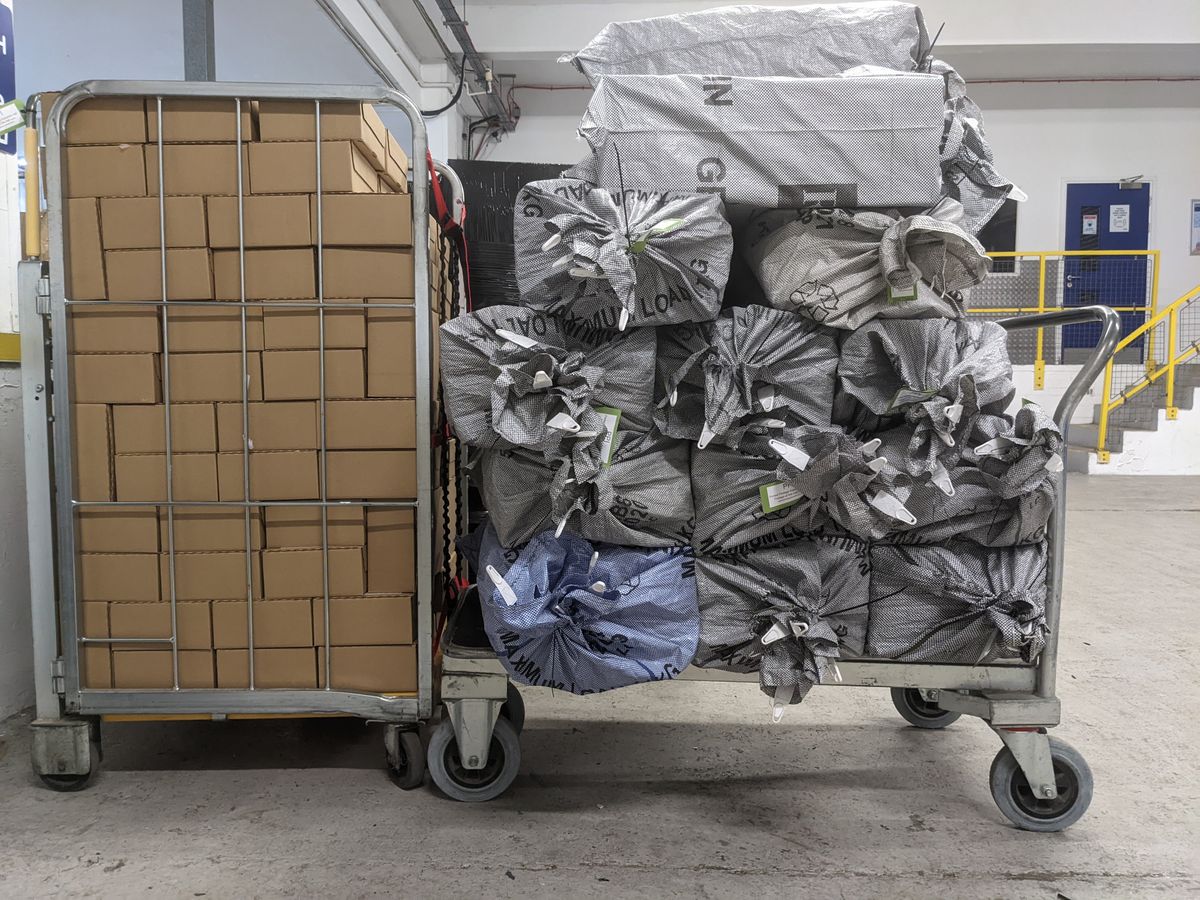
[{"x1": 427, "y1": 150, "x2": 473, "y2": 310}]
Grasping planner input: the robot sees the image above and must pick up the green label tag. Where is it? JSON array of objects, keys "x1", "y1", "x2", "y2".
[
  {"x1": 759, "y1": 479, "x2": 804, "y2": 513},
  {"x1": 595, "y1": 406, "x2": 621, "y2": 466},
  {"x1": 0, "y1": 100, "x2": 25, "y2": 137},
  {"x1": 886, "y1": 281, "x2": 918, "y2": 304}
]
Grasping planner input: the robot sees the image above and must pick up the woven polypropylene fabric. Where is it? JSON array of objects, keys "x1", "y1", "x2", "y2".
[
  {"x1": 966, "y1": 403, "x2": 1063, "y2": 500},
  {"x1": 571, "y1": 73, "x2": 946, "y2": 210},
  {"x1": 694, "y1": 532, "x2": 870, "y2": 703},
  {"x1": 512, "y1": 179, "x2": 732, "y2": 330},
  {"x1": 563, "y1": 2, "x2": 927, "y2": 83},
  {"x1": 740, "y1": 201, "x2": 987, "y2": 330},
  {"x1": 866, "y1": 541, "x2": 1049, "y2": 663},
  {"x1": 656, "y1": 305, "x2": 839, "y2": 446},
  {"x1": 477, "y1": 524, "x2": 699, "y2": 694}
]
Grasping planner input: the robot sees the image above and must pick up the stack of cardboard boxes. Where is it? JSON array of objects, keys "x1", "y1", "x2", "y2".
[{"x1": 58, "y1": 95, "x2": 445, "y2": 694}]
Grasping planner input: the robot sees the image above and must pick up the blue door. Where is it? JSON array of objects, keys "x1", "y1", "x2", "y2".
[{"x1": 1063, "y1": 182, "x2": 1151, "y2": 351}]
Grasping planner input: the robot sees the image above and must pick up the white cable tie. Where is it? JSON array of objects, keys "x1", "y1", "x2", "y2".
[
  {"x1": 587, "y1": 550, "x2": 599, "y2": 575},
  {"x1": 756, "y1": 384, "x2": 776, "y2": 412},
  {"x1": 771, "y1": 683, "x2": 796, "y2": 722},
  {"x1": 789, "y1": 621, "x2": 809, "y2": 638},
  {"x1": 1045, "y1": 453, "x2": 1064, "y2": 473},
  {"x1": 554, "y1": 517, "x2": 567, "y2": 538},
  {"x1": 869, "y1": 491, "x2": 917, "y2": 525},
  {"x1": 569, "y1": 265, "x2": 605, "y2": 280},
  {"x1": 937, "y1": 429, "x2": 956, "y2": 448},
  {"x1": 974, "y1": 437, "x2": 1005, "y2": 456},
  {"x1": 669, "y1": 388, "x2": 678, "y2": 407},
  {"x1": 866, "y1": 455, "x2": 889, "y2": 473},
  {"x1": 590, "y1": 580, "x2": 607, "y2": 593},
  {"x1": 861, "y1": 438, "x2": 882, "y2": 457},
  {"x1": 618, "y1": 307, "x2": 630, "y2": 331},
  {"x1": 547, "y1": 412, "x2": 581, "y2": 433},
  {"x1": 531, "y1": 370, "x2": 553, "y2": 390},
  {"x1": 768, "y1": 438, "x2": 811, "y2": 472},
  {"x1": 541, "y1": 231, "x2": 563, "y2": 252},
  {"x1": 944, "y1": 402, "x2": 964, "y2": 426},
  {"x1": 697, "y1": 422, "x2": 717, "y2": 450},
  {"x1": 550, "y1": 253, "x2": 573, "y2": 270},
  {"x1": 572, "y1": 429, "x2": 601, "y2": 439},
  {"x1": 495, "y1": 328, "x2": 540, "y2": 349},
  {"x1": 931, "y1": 465, "x2": 956, "y2": 497},
  {"x1": 760, "y1": 418, "x2": 788, "y2": 429},
  {"x1": 486, "y1": 565, "x2": 520, "y2": 607},
  {"x1": 760, "y1": 622, "x2": 790, "y2": 646}
]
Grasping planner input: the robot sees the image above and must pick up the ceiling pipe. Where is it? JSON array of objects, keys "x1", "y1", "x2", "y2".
[{"x1": 430, "y1": 0, "x2": 517, "y2": 130}]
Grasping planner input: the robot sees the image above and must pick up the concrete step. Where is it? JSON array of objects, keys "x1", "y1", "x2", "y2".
[{"x1": 1066, "y1": 446, "x2": 1091, "y2": 473}]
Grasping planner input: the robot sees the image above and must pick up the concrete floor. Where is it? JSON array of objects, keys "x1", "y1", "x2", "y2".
[{"x1": 1, "y1": 475, "x2": 1197, "y2": 898}]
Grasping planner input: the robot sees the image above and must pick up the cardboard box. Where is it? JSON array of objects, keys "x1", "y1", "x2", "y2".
[
  {"x1": 323, "y1": 249, "x2": 413, "y2": 299},
  {"x1": 264, "y1": 505, "x2": 365, "y2": 549},
  {"x1": 99, "y1": 196, "x2": 208, "y2": 250},
  {"x1": 216, "y1": 648, "x2": 317, "y2": 688},
  {"x1": 327, "y1": 451, "x2": 416, "y2": 500},
  {"x1": 211, "y1": 598, "x2": 314, "y2": 649},
  {"x1": 114, "y1": 452, "x2": 219, "y2": 502},
  {"x1": 366, "y1": 507, "x2": 415, "y2": 594},
  {"x1": 144, "y1": 144, "x2": 250, "y2": 196},
  {"x1": 248, "y1": 141, "x2": 377, "y2": 195},
  {"x1": 318, "y1": 645, "x2": 416, "y2": 693},
  {"x1": 160, "y1": 507, "x2": 264, "y2": 552},
  {"x1": 384, "y1": 131, "x2": 410, "y2": 192},
  {"x1": 215, "y1": 401, "x2": 318, "y2": 451},
  {"x1": 261, "y1": 307, "x2": 366, "y2": 350},
  {"x1": 326, "y1": 400, "x2": 415, "y2": 450},
  {"x1": 166, "y1": 305, "x2": 264, "y2": 353},
  {"x1": 67, "y1": 198, "x2": 106, "y2": 300},
  {"x1": 74, "y1": 404, "x2": 113, "y2": 502},
  {"x1": 216, "y1": 450, "x2": 319, "y2": 501},
  {"x1": 366, "y1": 309, "x2": 415, "y2": 398},
  {"x1": 113, "y1": 403, "x2": 217, "y2": 454},
  {"x1": 146, "y1": 98, "x2": 253, "y2": 143},
  {"x1": 162, "y1": 550, "x2": 263, "y2": 602},
  {"x1": 212, "y1": 248, "x2": 315, "y2": 301},
  {"x1": 72, "y1": 354, "x2": 160, "y2": 405},
  {"x1": 313, "y1": 594, "x2": 413, "y2": 646},
  {"x1": 78, "y1": 507, "x2": 158, "y2": 553},
  {"x1": 207, "y1": 195, "x2": 312, "y2": 249},
  {"x1": 257, "y1": 100, "x2": 387, "y2": 169},
  {"x1": 82, "y1": 646, "x2": 112, "y2": 689},
  {"x1": 43, "y1": 94, "x2": 147, "y2": 145},
  {"x1": 167, "y1": 351, "x2": 263, "y2": 403},
  {"x1": 65, "y1": 144, "x2": 147, "y2": 198},
  {"x1": 105, "y1": 248, "x2": 213, "y2": 302},
  {"x1": 112, "y1": 649, "x2": 215, "y2": 688},
  {"x1": 261, "y1": 349, "x2": 365, "y2": 401},
  {"x1": 82, "y1": 602, "x2": 110, "y2": 639},
  {"x1": 109, "y1": 600, "x2": 211, "y2": 650},
  {"x1": 311, "y1": 194, "x2": 412, "y2": 247},
  {"x1": 80, "y1": 553, "x2": 160, "y2": 603},
  {"x1": 261, "y1": 546, "x2": 364, "y2": 600},
  {"x1": 70, "y1": 305, "x2": 161, "y2": 353}
]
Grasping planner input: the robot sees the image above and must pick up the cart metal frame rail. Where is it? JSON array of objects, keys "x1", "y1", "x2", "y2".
[{"x1": 23, "y1": 80, "x2": 460, "y2": 784}]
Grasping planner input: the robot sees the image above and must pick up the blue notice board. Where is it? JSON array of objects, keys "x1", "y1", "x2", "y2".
[{"x1": 0, "y1": 2, "x2": 14, "y2": 156}]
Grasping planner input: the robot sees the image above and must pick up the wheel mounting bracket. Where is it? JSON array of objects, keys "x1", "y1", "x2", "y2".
[{"x1": 992, "y1": 726, "x2": 1058, "y2": 800}]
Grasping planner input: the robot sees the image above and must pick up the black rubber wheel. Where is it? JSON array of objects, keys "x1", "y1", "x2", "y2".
[
  {"x1": 37, "y1": 742, "x2": 99, "y2": 792},
  {"x1": 990, "y1": 736, "x2": 1094, "y2": 832},
  {"x1": 890, "y1": 687, "x2": 962, "y2": 729},
  {"x1": 385, "y1": 729, "x2": 426, "y2": 791},
  {"x1": 500, "y1": 682, "x2": 526, "y2": 734},
  {"x1": 426, "y1": 716, "x2": 520, "y2": 802}
]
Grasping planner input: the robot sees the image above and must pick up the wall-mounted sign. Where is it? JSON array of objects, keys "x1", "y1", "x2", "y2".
[
  {"x1": 1191, "y1": 199, "x2": 1200, "y2": 256},
  {"x1": 1081, "y1": 212, "x2": 1098, "y2": 236},
  {"x1": 1109, "y1": 204, "x2": 1130, "y2": 233}
]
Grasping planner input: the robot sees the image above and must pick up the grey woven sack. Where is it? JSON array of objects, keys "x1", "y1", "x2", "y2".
[
  {"x1": 966, "y1": 403, "x2": 1064, "y2": 499},
  {"x1": 694, "y1": 533, "x2": 870, "y2": 710},
  {"x1": 866, "y1": 541, "x2": 1049, "y2": 663},
  {"x1": 563, "y1": 2, "x2": 928, "y2": 83},
  {"x1": 656, "y1": 305, "x2": 839, "y2": 448},
  {"x1": 741, "y1": 199, "x2": 988, "y2": 330},
  {"x1": 513, "y1": 179, "x2": 732, "y2": 331},
  {"x1": 570, "y1": 72, "x2": 946, "y2": 210}
]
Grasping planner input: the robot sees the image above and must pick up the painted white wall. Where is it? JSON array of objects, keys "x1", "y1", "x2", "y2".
[{"x1": 1091, "y1": 402, "x2": 1200, "y2": 475}]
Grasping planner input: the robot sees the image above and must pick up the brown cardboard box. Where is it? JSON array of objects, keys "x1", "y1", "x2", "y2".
[
  {"x1": 78, "y1": 507, "x2": 158, "y2": 553},
  {"x1": 384, "y1": 131, "x2": 410, "y2": 192},
  {"x1": 216, "y1": 450, "x2": 319, "y2": 501},
  {"x1": 257, "y1": 100, "x2": 387, "y2": 169},
  {"x1": 318, "y1": 645, "x2": 416, "y2": 693},
  {"x1": 323, "y1": 249, "x2": 413, "y2": 299},
  {"x1": 160, "y1": 507, "x2": 264, "y2": 552},
  {"x1": 82, "y1": 646, "x2": 113, "y2": 689},
  {"x1": 74, "y1": 404, "x2": 113, "y2": 501},
  {"x1": 145, "y1": 144, "x2": 250, "y2": 196},
  {"x1": 112, "y1": 650, "x2": 214, "y2": 688},
  {"x1": 207, "y1": 195, "x2": 312, "y2": 249},
  {"x1": 366, "y1": 308, "x2": 415, "y2": 398},
  {"x1": 261, "y1": 307, "x2": 366, "y2": 351},
  {"x1": 311, "y1": 194, "x2": 412, "y2": 247},
  {"x1": 65, "y1": 145, "x2": 147, "y2": 198},
  {"x1": 146, "y1": 98, "x2": 253, "y2": 143},
  {"x1": 211, "y1": 598, "x2": 313, "y2": 649},
  {"x1": 99, "y1": 196, "x2": 208, "y2": 250},
  {"x1": 261, "y1": 349, "x2": 365, "y2": 401},
  {"x1": 105, "y1": 248, "x2": 213, "y2": 301},
  {"x1": 67, "y1": 198, "x2": 106, "y2": 300},
  {"x1": 166, "y1": 305, "x2": 264, "y2": 352},
  {"x1": 82, "y1": 602, "x2": 110, "y2": 639},
  {"x1": 313, "y1": 594, "x2": 413, "y2": 646},
  {"x1": 115, "y1": 452, "x2": 219, "y2": 502},
  {"x1": 326, "y1": 400, "x2": 415, "y2": 450},
  {"x1": 365, "y1": 507, "x2": 414, "y2": 594},
  {"x1": 215, "y1": 401, "x2": 318, "y2": 451},
  {"x1": 109, "y1": 601, "x2": 211, "y2": 650},
  {"x1": 113, "y1": 403, "x2": 217, "y2": 453},
  {"x1": 327, "y1": 451, "x2": 416, "y2": 500},
  {"x1": 80, "y1": 553, "x2": 160, "y2": 603},
  {"x1": 216, "y1": 648, "x2": 317, "y2": 688},
  {"x1": 168, "y1": 351, "x2": 263, "y2": 402},
  {"x1": 261, "y1": 547, "x2": 365, "y2": 600},
  {"x1": 212, "y1": 248, "x2": 315, "y2": 300},
  {"x1": 70, "y1": 306, "x2": 161, "y2": 353},
  {"x1": 248, "y1": 141, "x2": 377, "y2": 195},
  {"x1": 163, "y1": 550, "x2": 263, "y2": 602},
  {"x1": 43, "y1": 94, "x2": 147, "y2": 145},
  {"x1": 264, "y1": 505, "x2": 365, "y2": 549},
  {"x1": 71, "y1": 354, "x2": 160, "y2": 404}
]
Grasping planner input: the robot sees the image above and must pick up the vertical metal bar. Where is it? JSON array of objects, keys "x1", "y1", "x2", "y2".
[
  {"x1": 1034, "y1": 254, "x2": 1046, "y2": 389},
  {"x1": 236, "y1": 98, "x2": 255, "y2": 690},
  {"x1": 1146, "y1": 251, "x2": 1161, "y2": 372},
  {"x1": 1166, "y1": 305, "x2": 1178, "y2": 412},
  {"x1": 1095, "y1": 361, "x2": 1114, "y2": 462},
  {"x1": 156, "y1": 97, "x2": 182, "y2": 690},
  {"x1": 182, "y1": 0, "x2": 216, "y2": 81},
  {"x1": 315, "y1": 100, "x2": 332, "y2": 690}
]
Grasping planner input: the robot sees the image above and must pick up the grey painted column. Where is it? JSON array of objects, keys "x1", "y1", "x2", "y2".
[{"x1": 182, "y1": 0, "x2": 216, "y2": 81}]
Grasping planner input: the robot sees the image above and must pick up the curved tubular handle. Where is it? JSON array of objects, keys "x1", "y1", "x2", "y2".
[{"x1": 997, "y1": 306, "x2": 1122, "y2": 432}]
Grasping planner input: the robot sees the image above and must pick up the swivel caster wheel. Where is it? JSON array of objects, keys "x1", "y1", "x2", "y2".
[
  {"x1": 500, "y1": 682, "x2": 525, "y2": 734},
  {"x1": 990, "y1": 736, "x2": 1093, "y2": 832},
  {"x1": 891, "y1": 687, "x2": 962, "y2": 729},
  {"x1": 427, "y1": 716, "x2": 520, "y2": 802},
  {"x1": 384, "y1": 728, "x2": 425, "y2": 790},
  {"x1": 38, "y1": 742, "x2": 100, "y2": 792}
]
